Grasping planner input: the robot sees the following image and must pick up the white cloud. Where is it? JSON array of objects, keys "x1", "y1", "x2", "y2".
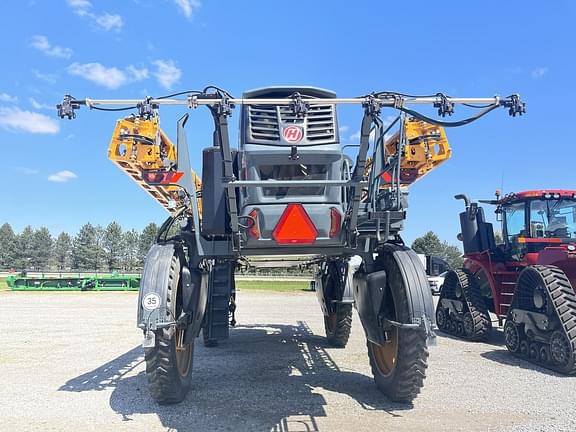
[
  {"x1": 94, "y1": 13, "x2": 123, "y2": 32},
  {"x1": 0, "y1": 93, "x2": 18, "y2": 103},
  {"x1": 174, "y1": 0, "x2": 201, "y2": 19},
  {"x1": 29, "y1": 97, "x2": 52, "y2": 110},
  {"x1": 126, "y1": 65, "x2": 149, "y2": 81},
  {"x1": 48, "y1": 170, "x2": 78, "y2": 182},
  {"x1": 67, "y1": 0, "x2": 123, "y2": 32},
  {"x1": 30, "y1": 35, "x2": 73, "y2": 59},
  {"x1": 67, "y1": 0, "x2": 92, "y2": 10},
  {"x1": 32, "y1": 69, "x2": 57, "y2": 84},
  {"x1": 153, "y1": 59, "x2": 182, "y2": 89},
  {"x1": 531, "y1": 67, "x2": 548, "y2": 79},
  {"x1": 0, "y1": 107, "x2": 60, "y2": 134},
  {"x1": 67, "y1": 62, "x2": 149, "y2": 89},
  {"x1": 67, "y1": 62, "x2": 127, "y2": 89},
  {"x1": 339, "y1": 125, "x2": 349, "y2": 134}
]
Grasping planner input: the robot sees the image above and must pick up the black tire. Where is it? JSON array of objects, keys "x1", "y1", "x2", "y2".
[
  {"x1": 144, "y1": 255, "x2": 193, "y2": 404},
  {"x1": 324, "y1": 303, "x2": 353, "y2": 348},
  {"x1": 366, "y1": 247, "x2": 429, "y2": 403}
]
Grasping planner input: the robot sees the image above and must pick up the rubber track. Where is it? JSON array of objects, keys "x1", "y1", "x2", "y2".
[
  {"x1": 144, "y1": 255, "x2": 192, "y2": 404},
  {"x1": 518, "y1": 265, "x2": 576, "y2": 374},
  {"x1": 459, "y1": 269, "x2": 492, "y2": 341},
  {"x1": 438, "y1": 269, "x2": 491, "y2": 341},
  {"x1": 325, "y1": 304, "x2": 353, "y2": 348}
]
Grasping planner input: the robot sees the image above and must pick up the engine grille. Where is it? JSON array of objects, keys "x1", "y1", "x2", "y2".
[{"x1": 247, "y1": 103, "x2": 336, "y2": 144}]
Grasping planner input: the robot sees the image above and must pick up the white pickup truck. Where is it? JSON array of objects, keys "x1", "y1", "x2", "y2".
[{"x1": 417, "y1": 254, "x2": 450, "y2": 295}]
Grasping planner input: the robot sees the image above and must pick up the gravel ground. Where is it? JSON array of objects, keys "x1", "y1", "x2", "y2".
[{"x1": 0, "y1": 290, "x2": 575, "y2": 432}]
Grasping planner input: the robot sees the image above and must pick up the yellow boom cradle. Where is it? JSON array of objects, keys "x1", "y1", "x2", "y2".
[{"x1": 107, "y1": 116, "x2": 202, "y2": 214}]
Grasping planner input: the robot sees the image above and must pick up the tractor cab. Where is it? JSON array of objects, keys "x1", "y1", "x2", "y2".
[{"x1": 498, "y1": 191, "x2": 576, "y2": 261}]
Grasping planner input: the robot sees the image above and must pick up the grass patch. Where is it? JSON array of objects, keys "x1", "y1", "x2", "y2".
[
  {"x1": 0, "y1": 278, "x2": 9, "y2": 292},
  {"x1": 236, "y1": 280, "x2": 310, "y2": 292}
]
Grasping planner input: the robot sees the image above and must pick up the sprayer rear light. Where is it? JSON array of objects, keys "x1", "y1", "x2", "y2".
[
  {"x1": 273, "y1": 204, "x2": 318, "y2": 244},
  {"x1": 329, "y1": 207, "x2": 342, "y2": 238},
  {"x1": 247, "y1": 209, "x2": 260, "y2": 239},
  {"x1": 142, "y1": 170, "x2": 184, "y2": 185}
]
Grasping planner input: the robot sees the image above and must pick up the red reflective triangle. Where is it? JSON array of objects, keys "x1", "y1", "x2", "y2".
[{"x1": 273, "y1": 204, "x2": 318, "y2": 244}]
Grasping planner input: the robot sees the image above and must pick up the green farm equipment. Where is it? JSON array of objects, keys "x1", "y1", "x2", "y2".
[{"x1": 6, "y1": 273, "x2": 140, "y2": 291}]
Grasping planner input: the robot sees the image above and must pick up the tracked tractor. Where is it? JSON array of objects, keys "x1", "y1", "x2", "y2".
[
  {"x1": 57, "y1": 87, "x2": 523, "y2": 404},
  {"x1": 436, "y1": 191, "x2": 576, "y2": 374}
]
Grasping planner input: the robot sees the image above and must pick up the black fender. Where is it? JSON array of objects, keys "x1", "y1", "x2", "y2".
[
  {"x1": 137, "y1": 243, "x2": 208, "y2": 340},
  {"x1": 382, "y1": 244, "x2": 436, "y2": 328},
  {"x1": 353, "y1": 244, "x2": 436, "y2": 346},
  {"x1": 137, "y1": 243, "x2": 177, "y2": 330}
]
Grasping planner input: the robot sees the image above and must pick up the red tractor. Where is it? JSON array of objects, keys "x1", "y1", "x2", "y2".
[{"x1": 436, "y1": 190, "x2": 576, "y2": 374}]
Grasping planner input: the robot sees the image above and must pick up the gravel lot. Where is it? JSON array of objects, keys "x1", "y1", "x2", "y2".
[{"x1": 1, "y1": 290, "x2": 575, "y2": 432}]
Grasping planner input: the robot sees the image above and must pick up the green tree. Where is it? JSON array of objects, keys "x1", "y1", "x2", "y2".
[
  {"x1": 102, "y1": 222, "x2": 124, "y2": 271},
  {"x1": 122, "y1": 229, "x2": 140, "y2": 271},
  {"x1": 139, "y1": 222, "x2": 158, "y2": 263},
  {"x1": 441, "y1": 242, "x2": 464, "y2": 269},
  {"x1": 54, "y1": 232, "x2": 72, "y2": 270},
  {"x1": 0, "y1": 223, "x2": 17, "y2": 269},
  {"x1": 30, "y1": 227, "x2": 53, "y2": 270},
  {"x1": 412, "y1": 231, "x2": 463, "y2": 269},
  {"x1": 411, "y1": 231, "x2": 443, "y2": 256},
  {"x1": 72, "y1": 223, "x2": 103, "y2": 270},
  {"x1": 13, "y1": 226, "x2": 35, "y2": 270},
  {"x1": 494, "y1": 231, "x2": 503, "y2": 245}
]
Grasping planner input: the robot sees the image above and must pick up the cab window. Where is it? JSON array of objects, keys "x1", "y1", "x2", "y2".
[{"x1": 504, "y1": 202, "x2": 526, "y2": 242}]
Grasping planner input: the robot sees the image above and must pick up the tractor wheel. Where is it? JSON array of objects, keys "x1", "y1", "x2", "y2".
[
  {"x1": 144, "y1": 255, "x2": 193, "y2": 404},
  {"x1": 550, "y1": 330, "x2": 575, "y2": 373},
  {"x1": 366, "y1": 248, "x2": 429, "y2": 403},
  {"x1": 504, "y1": 320, "x2": 521, "y2": 353},
  {"x1": 324, "y1": 303, "x2": 353, "y2": 348},
  {"x1": 435, "y1": 305, "x2": 447, "y2": 330}
]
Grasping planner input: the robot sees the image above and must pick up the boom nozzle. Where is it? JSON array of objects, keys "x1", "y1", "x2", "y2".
[
  {"x1": 501, "y1": 94, "x2": 526, "y2": 117},
  {"x1": 57, "y1": 95, "x2": 81, "y2": 119}
]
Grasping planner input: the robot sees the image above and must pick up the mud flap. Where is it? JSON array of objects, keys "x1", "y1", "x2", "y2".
[
  {"x1": 353, "y1": 270, "x2": 387, "y2": 345},
  {"x1": 353, "y1": 245, "x2": 437, "y2": 347},
  {"x1": 182, "y1": 266, "x2": 209, "y2": 342}
]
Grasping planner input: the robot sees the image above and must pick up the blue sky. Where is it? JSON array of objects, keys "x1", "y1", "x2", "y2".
[{"x1": 1, "y1": 0, "x2": 575, "y2": 247}]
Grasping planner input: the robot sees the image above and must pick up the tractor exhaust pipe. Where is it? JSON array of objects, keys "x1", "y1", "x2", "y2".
[{"x1": 454, "y1": 194, "x2": 472, "y2": 208}]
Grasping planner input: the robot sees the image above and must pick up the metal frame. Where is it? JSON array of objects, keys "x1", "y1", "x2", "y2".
[{"x1": 58, "y1": 91, "x2": 525, "y2": 260}]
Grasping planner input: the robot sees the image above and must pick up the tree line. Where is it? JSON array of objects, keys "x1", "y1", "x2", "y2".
[
  {"x1": 411, "y1": 231, "x2": 463, "y2": 269},
  {"x1": 0, "y1": 222, "x2": 159, "y2": 272}
]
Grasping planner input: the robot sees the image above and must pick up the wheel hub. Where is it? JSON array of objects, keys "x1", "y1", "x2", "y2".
[
  {"x1": 371, "y1": 327, "x2": 399, "y2": 377},
  {"x1": 463, "y1": 312, "x2": 474, "y2": 337},
  {"x1": 504, "y1": 320, "x2": 520, "y2": 352},
  {"x1": 550, "y1": 330, "x2": 571, "y2": 367}
]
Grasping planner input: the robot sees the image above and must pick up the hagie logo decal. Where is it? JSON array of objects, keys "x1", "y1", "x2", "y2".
[{"x1": 282, "y1": 126, "x2": 303, "y2": 143}]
